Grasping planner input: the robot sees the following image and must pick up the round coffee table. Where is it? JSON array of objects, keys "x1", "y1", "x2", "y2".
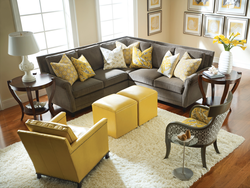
[
  {"x1": 198, "y1": 70, "x2": 242, "y2": 105},
  {"x1": 171, "y1": 135, "x2": 198, "y2": 181},
  {"x1": 7, "y1": 74, "x2": 56, "y2": 120}
]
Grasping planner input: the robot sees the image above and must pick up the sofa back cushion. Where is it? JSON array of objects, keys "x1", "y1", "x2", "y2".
[
  {"x1": 77, "y1": 45, "x2": 103, "y2": 71},
  {"x1": 175, "y1": 47, "x2": 205, "y2": 71},
  {"x1": 25, "y1": 119, "x2": 78, "y2": 144},
  {"x1": 45, "y1": 50, "x2": 78, "y2": 75},
  {"x1": 100, "y1": 38, "x2": 128, "y2": 50},
  {"x1": 152, "y1": 43, "x2": 175, "y2": 68}
]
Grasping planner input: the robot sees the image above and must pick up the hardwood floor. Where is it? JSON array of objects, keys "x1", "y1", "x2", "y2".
[{"x1": 0, "y1": 66, "x2": 250, "y2": 187}]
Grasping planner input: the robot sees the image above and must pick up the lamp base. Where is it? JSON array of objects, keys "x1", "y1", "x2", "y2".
[
  {"x1": 22, "y1": 72, "x2": 36, "y2": 82},
  {"x1": 19, "y1": 56, "x2": 36, "y2": 82}
]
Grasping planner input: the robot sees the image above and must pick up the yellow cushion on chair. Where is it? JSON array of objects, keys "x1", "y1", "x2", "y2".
[
  {"x1": 25, "y1": 119, "x2": 77, "y2": 144},
  {"x1": 182, "y1": 118, "x2": 207, "y2": 128}
]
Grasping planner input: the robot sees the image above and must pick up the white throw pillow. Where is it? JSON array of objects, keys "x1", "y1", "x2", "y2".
[
  {"x1": 100, "y1": 46, "x2": 127, "y2": 70},
  {"x1": 158, "y1": 51, "x2": 180, "y2": 78}
]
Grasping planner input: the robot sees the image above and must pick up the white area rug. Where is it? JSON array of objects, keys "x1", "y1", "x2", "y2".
[{"x1": 0, "y1": 108, "x2": 245, "y2": 188}]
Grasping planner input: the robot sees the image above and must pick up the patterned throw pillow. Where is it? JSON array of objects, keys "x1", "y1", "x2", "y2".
[
  {"x1": 50, "y1": 54, "x2": 78, "y2": 85},
  {"x1": 181, "y1": 118, "x2": 207, "y2": 128},
  {"x1": 100, "y1": 46, "x2": 127, "y2": 70},
  {"x1": 116, "y1": 41, "x2": 140, "y2": 65},
  {"x1": 174, "y1": 52, "x2": 202, "y2": 82},
  {"x1": 130, "y1": 46, "x2": 153, "y2": 69},
  {"x1": 25, "y1": 119, "x2": 78, "y2": 144},
  {"x1": 71, "y1": 55, "x2": 95, "y2": 82},
  {"x1": 157, "y1": 51, "x2": 180, "y2": 78}
]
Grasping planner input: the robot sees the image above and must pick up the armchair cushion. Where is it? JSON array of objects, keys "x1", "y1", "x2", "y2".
[
  {"x1": 25, "y1": 119, "x2": 77, "y2": 144},
  {"x1": 182, "y1": 118, "x2": 207, "y2": 128},
  {"x1": 191, "y1": 106, "x2": 212, "y2": 124}
]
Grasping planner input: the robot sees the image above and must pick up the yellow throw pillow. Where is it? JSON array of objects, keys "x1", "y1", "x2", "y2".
[
  {"x1": 100, "y1": 46, "x2": 127, "y2": 70},
  {"x1": 71, "y1": 55, "x2": 95, "y2": 82},
  {"x1": 25, "y1": 119, "x2": 78, "y2": 144},
  {"x1": 157, "y1": 51, "x2": 180, "y2": 78},
  {"x1": 130, "y1": 46, "x2": 153, "y2": 69},
  {"x1": 50, "y1": 54, "x2": 78, "y2": 85},
  {"x1": 174, "y1": 52, "x2": 202, "y2": 82},
  {"x1": 116, "y1": 41, "x2": 140, "y2": 65}
]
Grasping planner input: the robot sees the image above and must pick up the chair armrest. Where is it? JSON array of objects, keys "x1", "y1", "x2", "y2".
[
  {"x1": 70, "y1": 118, "x2": 108, "y2": 153},
  {"x1": 49, "y1": 112, "x2": 67, "y2": 125}
]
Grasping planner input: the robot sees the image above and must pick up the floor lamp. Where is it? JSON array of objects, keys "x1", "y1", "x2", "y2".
[{"x1": 8, "y1": 31, "x2": 40, "y2": 82}]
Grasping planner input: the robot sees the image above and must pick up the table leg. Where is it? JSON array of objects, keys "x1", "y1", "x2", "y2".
[
  {"x1": 211, "y1": 83, "x2": 215, "y2": 103},
  {"x1": 220, "y1": 82, "x2": 230, "y2": 104},
  {"x1": 198, "y1": 74, "x2": 206, "y2": 105},
  {"x1": 182, "y1": 142, "x2": 185, "y2": 174},
  {"x1": 26, "y1": 87, "x2": 37, "y2": 120},
  {"x1": 48, "y1": 78, "x2": 56, "y2": 116},
  {"x1": 36, "y1": 90, "x2": 39, "y2": 102},
  {"x1": 7, "y1": 80, "x2": 24, "y2": 120}
]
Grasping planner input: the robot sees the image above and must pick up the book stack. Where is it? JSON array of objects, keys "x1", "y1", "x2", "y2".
[{"x1": 203, "y1": 71, "x2": 225, "y2": 79}]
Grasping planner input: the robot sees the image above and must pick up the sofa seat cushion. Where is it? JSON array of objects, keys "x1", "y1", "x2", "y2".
[
  {"x1": 129, "y1": 69, "x2": 162, "y2": 86},
  {"x1": 154, "y1": 76, "x2": 184, "y2": 94},
  {"x1": 72, "y1": 78, "x2": 104, "y2": 98},
  {"x1": 94, "y1": 69, "x2": 128, "y2": 87}
]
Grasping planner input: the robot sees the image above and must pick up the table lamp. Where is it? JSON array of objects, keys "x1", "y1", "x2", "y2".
[{"x1": 8, "y1": 31, "x2": 40, "y2": 82}]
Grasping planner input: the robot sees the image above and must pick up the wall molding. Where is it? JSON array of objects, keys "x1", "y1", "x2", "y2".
[{"x1": 1, "y1": 89, "x2": 47, "y2": 110}]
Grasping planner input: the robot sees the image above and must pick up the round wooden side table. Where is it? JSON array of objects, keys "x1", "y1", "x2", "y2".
[
  {"x1": 7, "y1": 74, "x2": 56, "y2": 120},
  {"x1": 198, "y1": 70, "x2": 242, "y2": 106}
]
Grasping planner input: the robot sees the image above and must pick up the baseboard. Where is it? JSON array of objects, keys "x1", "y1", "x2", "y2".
[
  {"x1": 213, "y1": 57, "x2": 250, "y2": 69},
  {"x1": 1, "y1": 89, "x2": 47, "y2": 110}
]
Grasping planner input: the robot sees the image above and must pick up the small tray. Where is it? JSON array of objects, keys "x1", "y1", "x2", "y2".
[
  {"x1": 175, "y1": 132, "x2": 194, "y2": 143},
  {"x1": 26, "y1": 101, "x2": 46, "y2": 109}
]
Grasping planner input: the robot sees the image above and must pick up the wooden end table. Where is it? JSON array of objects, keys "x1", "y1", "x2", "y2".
[
  {"x1": 198, "y1": 70, "x2": 242, "y2": 106},
  {"x1": 7, "y1": 74, "x2": 56, "y2": 120}
]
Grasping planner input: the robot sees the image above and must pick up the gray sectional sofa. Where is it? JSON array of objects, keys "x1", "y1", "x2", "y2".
[{"x1": 37, "y1": 36, "x2": 214, "y2": 114}]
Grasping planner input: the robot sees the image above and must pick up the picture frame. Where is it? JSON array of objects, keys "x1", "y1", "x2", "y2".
[
  {"x1": 183, "y1": 12, "x2": 203, "y2": 36},
  {"x1": 224, "y1": 17, "x2": 249, "y2": 41},
  {"x1": 148, "y1": 11, "x2": 162, "y2": 36},
  {"x1": 215, "y1": 0, "x2": 249, "y2": 16},
  {"x1": 203, "y1": 14, "x2": 224, "y2": 38},
  {"x1": 147, "y1": 0, "x2": 162, "y2": 11},
  {"x1": 187, "y1": 0, "x2": 215, "y2": 13}
]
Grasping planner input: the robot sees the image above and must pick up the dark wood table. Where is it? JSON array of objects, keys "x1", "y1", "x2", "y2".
[
  {"x1": 7, "y1": 74, "x2": 56, "y2": 120},
  {"x1": 198, "y1": 70, "x2": 242, "y2": 106}
]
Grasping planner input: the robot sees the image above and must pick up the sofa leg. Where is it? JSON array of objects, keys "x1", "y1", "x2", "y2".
[
  {"x1": 77, "y1": 181, "x2": 82, "y2": 188},
  {"x1": 37, "y1": 173, "x2": 41, "y2": 179},
  {"x1": 164, "y1": 139, "x2": 171, "y2": 159},
  {"x1": 105, "y1": 151, "x2": 110, "y2": 159},
  {"x1": 201, "y1": 146, "x2": 207, "y2": 169},
  {"x1": 213, "y1": 139, "x2": 220, "y2": 154},
  {"x1": 71, "y1": 112, "x2": 75, "y2": 117}
]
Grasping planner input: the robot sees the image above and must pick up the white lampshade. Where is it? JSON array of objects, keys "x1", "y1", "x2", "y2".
[{"x1": 8, "y1": 31, "x2": 39, "y2": 56}]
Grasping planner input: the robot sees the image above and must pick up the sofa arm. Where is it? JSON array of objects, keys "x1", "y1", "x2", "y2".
[
  {"x1": 53, "y1": 76, "x2": 72, "y2": 92},
  {"x1": 49, "y1": 112, "x2": 67, "y2": 125},
  {"x1": 70, "y1": 118, "x2": 109, "y2": 153},
  {"x1": 181, "y1": 68, "x2": 209, "y2": 108}
]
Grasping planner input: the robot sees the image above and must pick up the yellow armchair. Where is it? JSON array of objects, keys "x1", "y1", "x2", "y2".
[{"x1": 17, "y1": 112, "x2": 109, "y2": 188}]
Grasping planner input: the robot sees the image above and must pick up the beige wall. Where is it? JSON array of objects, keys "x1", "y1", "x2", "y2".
[
  {"x1": 169, "y1": 0, "x2": 250, "y2": 69},
  {"x1": 137, "y1": 0, "x2": 170, "y2": 43},
  {"x1": 0, "y1": 0, "x2": 23, "y2": 109},
  {"x1": 1, "y1": 0, "x2": 249, "y2": 110}
]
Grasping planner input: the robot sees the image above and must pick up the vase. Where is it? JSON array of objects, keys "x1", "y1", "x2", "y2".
[{"x1": 218, "y1": 51, "x2": 233, "y2": 74}]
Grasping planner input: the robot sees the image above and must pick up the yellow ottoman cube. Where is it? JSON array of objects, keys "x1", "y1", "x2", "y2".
[
  {"x1": 117, "y1": 85, "x2": 158, "y2": 126},
  {"x1": 92, "y1": 94, "x2": 137, "y2": 139}
]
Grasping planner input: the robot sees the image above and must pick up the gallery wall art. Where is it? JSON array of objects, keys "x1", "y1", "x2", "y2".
[
  {"x1": 148, "y1": 10, "x2": 162, "y2": 36},
  {"x1": 183, "y1": 12, "x2": 203, "y2": 36},
  {"x1": 187, "y1": 0, "x2": 215, "y2": 13}
]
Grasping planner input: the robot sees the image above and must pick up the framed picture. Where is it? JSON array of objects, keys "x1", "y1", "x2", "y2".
[
  {"x1": 215, "y1": 0, "x2": 249, "y2": 16},
  {"x1": 203, "y1": 14, "x2": 224, "y2": 38},
  {"x1": 183, "y1": 12, "x2": 203, "y2": 36},
  {"x1": 187, "y1": 0, "x2": 215, "y2": 13},
  {"x1": 224, "y1": 17, "x2": 249, "y2": 40},
  {"x1": 147, "y1": 0, "x2": 162, "y2": 11},
  {"x1": 148, "y1": 11, "x2": 162, "y2": 36}
]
